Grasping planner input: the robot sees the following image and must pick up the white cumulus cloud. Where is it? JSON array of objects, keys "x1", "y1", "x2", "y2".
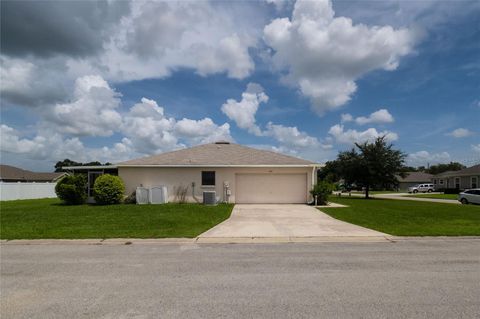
[
  {"x1": 45, "y1": 75, "x2": 122, "y2": 137},
  {"x1": 447, "y1": 128, "x2": 473, "y2": 138},
  {"x1": 406, "y1": 151, "x2": 451, "y2": 166},
  {"x1": 265, "y1": 122, "x2": 320, "y2": 149},
  {"x1": 67, "y1": 1, "x2": 257, "y2": 83},
  {"x1": 328, "y1": 124, "x2": 398, "y2": 145},
  {"x1": 263, "y1": 0, "x2": 416, "y2": 114},
  {"x1": 221, "y1": 83, "x2": 268, "y2": 136},
  {"x1": 354, "y1": 109, "x2": 394, "y2": 125},
  {"x1": 174, "y1": 118, "x2": 233, "y2": 145}
]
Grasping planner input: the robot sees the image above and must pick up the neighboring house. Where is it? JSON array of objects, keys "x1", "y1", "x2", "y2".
[
  {"x1": 432, "y1": 164, "x2": 480, "y2": 190},
  {"x1": 397, "y1": 172, "x2": 433, "y2": 191},
  {"x1": 65, "y1": 142, "x2": 320, "y2": 204},
  {"x1": 0, "y1": 164, "x2": 65, "y2": 182},
  {"x1": 0, "y1": 164, "x2": 66, "y2": 201}
]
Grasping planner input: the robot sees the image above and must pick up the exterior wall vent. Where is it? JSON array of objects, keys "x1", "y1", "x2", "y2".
[
  {"x1": 203, "y1": 191, "x2": 217, "y2": 205},
  {"x1": 214, "y1": 141, "x2": 230, "y2": 144}
]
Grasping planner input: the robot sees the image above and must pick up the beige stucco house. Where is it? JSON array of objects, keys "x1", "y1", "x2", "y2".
[
  {"x1": 118, "y1": 142, "x2": 319, "y2": 204},
  {"x1": 68, "y1": 142, "x2": 320, "y2": 204}
]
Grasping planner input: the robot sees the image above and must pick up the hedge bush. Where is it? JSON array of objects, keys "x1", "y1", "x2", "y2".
[
  {"x1": 93, "y1": 174, "x2": 125, "y2": 205},
  {"x1": 55, "y1": 174, "x2": 87, "y2": 205},
  {"x1": 310, "y1": 181, "x2": 335, "y2": 205}
]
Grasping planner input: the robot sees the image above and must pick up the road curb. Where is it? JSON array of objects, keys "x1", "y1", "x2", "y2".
[{"x1": 2, "y1": 236, "x2": 479, "y2": 245}]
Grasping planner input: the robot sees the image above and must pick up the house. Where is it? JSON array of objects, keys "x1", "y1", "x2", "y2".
[
  {"x1": 432, "y1": 164, "x2": 480, "y2": 190},
  {"x1": 396, "y1": 172, "x2": 433, "y2": 191},
  {"x1": 0, "y1": 164, "x2": 66, "y2": 201},
  {"x1": 0, "y1": 164, "x2": 65, "y2": 182},
  {"x1": 66, "y1": 142, "x2": 320, "y2": 204}
]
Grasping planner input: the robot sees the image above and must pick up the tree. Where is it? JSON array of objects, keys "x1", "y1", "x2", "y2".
[
  {"x1": 54, "y1": 159, "x2": 112, "y2": 172},
  {"x1": 425, "y1": 162, "x2": 465, "y2": 175},
  {"x1": 317, "y1": 160, "x2": 341, "y2": 183},
  {"x1": 335, "y1": 136, "x2": 406, "y2": 199},
  {"x1": 55, "y1": 159, "x2": 81, "y2": 172}
]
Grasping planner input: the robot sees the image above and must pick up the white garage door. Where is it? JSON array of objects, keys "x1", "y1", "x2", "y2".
[{"x1": 235, "y1": 173, "x2": 307, "y2": 204}]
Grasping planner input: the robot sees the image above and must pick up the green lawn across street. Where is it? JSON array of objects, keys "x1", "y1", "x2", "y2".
[{"x1": 322, "y1": 197, "x2": 480, "y2": 236}]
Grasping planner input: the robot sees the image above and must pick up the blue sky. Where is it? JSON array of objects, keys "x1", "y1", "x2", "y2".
[{"x1": 1, "y1": 0, "x2": 479, "y2": 171}]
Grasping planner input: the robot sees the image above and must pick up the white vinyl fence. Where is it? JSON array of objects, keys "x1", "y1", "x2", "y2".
[{"x1": 0, "y1": 182, "x2": 58, "y2": 201}]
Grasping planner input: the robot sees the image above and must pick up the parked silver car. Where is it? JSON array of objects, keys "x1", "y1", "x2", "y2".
[
  {"x1": 458, "y1": 189, "x2": 480, "y2": 205},
  {"x1": 408, "y1": 184, "x2": 435, "y2": 193}
]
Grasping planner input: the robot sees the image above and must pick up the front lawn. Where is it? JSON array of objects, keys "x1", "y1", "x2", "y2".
[
  {"x1": 0, "y1": 198, "x2": 233, "y2": 239},
  {"x1": 404, "y1": 193, "x2": 458, "y2": 200},
  {"x1": 322, "y1": 197, "x2": 480, "y2": 236}
]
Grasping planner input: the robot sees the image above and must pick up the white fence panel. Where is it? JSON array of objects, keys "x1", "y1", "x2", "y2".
[{"x1": 0, "y1": 182, "x2": 58, "y2": 201}]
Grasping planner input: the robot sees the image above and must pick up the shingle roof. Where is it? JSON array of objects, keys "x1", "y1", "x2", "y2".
[
  {"x1": 398, "y1": 172, "x2": 433, "y2": 183},
  {"x1": 0, "y1": 164, "x2": 65, "y2": 182},
  {"x1": 434, "y1": 164, "x2": 480, "y2": 178},
  {"x1": 118, "y1": 142, "x2": 316, "y2": 166}
]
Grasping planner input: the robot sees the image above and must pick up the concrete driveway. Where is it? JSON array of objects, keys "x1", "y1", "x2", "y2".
[{"x1": 199, "y1": 204, "x2": 386, "y2": 238}]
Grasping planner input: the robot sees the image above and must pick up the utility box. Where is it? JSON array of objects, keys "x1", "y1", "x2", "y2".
[
  {"x1": 150, "y1": 186, "x2": 168, "y2": 204},
  {"x1": 203, "y1": 191, "x2": 217, "y2": 205},
  {"x1": 136, "y1": 187, "x2": 149, "y2": 204}
]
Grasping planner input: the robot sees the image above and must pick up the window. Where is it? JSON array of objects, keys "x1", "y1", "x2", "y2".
[
  {"x1": 472, "y1": 177, "x2": 478, "y2": 189},
  {"x1": 455, "y1": 177, "x2": 460, "y2": 189},
  {"x1": 433, "y1": 179, "x2": 437, "y2": 185},
  {"x1": 202, "y1": 171, "x2": 215, "y2": 186},
  {"x1": 439, "y1": 179, "x2": 444, "y2": 185}
]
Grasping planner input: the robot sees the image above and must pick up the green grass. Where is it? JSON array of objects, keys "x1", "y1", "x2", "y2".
[
  {"x1": 322, "y1": 197, "x2": 480, "y2": 236},
  {"x1": 0, "y1": 198, "x2": 233, "y2": 239},
  {"x1": 404, "y1": 193, "x2": 458, "y2": 200}
]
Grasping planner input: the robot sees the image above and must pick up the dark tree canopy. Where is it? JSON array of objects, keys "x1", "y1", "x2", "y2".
[
  {"x1": 54, "y1": 159, "x2": 113, "y2": 172},
  {"x1": 425, "y1": 162, "x2": 465, "y2": 175},
  {"x1": 321, "y1": 136, "x2": 406, "y2": 198}
]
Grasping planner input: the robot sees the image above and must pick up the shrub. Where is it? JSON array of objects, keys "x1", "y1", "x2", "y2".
[
  {"x1": 310, "y1": 181, "x2": 335, "y2": 205},
  {"x1": 93, "y1": 174, "x2": 125, "y2": 205},
  {"x1": 55, "y1": 174, "x2": 87, "y2": 205}
]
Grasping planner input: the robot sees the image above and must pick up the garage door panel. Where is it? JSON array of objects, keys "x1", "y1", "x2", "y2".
[{"x1": 236, "y1": 174, "x2": 307, "y2": 204}]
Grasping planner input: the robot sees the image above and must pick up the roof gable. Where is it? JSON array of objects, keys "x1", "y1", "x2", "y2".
[
  {"x1": 0, "y1": 164, "x2": 64, "y2": 181},
  {"x1": 398, "y1": 172, "x2": 433, "y2": 183},
  {"x1": 118, "y1": 143, "x2": 316, "y2": 166},
  {"x1": 434, "y1": 164, "x2": 480, "y2": 177}
]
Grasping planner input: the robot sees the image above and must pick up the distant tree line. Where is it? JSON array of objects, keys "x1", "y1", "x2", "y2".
[
  {"x1": 54, "y1": 159, "x2": 113, "y2": 172},
  {"x1": 402, "y1": 162, "x2": 466, "y2": 175}
]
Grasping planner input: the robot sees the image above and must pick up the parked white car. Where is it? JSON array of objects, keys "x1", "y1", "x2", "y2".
[
  {"x1": 458, "y1": 189, "x2": 480, "y2": 205},
  {"x1": 408, "y1": 184, "x2": 435, "y2": 193}
]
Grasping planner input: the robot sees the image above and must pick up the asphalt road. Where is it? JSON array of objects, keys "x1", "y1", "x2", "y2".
[{"x1": 2, "y1": 240, "x2": 479, "y2": 319}]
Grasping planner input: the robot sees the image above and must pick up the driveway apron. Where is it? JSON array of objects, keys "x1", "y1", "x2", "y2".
[{"x1": 199, "y1": 204, "x2": 386, "y2": 238}]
